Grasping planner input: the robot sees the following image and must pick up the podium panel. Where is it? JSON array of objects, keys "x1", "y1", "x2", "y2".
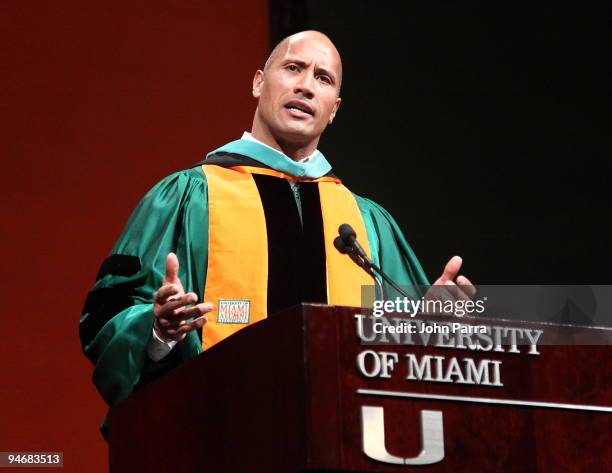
[{"x1": 108, "y1": 304, "x2": 611, "y2": 472}]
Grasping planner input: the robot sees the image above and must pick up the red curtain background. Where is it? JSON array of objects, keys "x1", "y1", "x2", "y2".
[{"x1": 1, "y1": 2, "x2": 268, "y2": 471}]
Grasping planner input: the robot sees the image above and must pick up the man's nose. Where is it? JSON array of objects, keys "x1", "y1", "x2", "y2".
[{"x1": 294, "y1": 72, "x2": 315, "y2": 99}]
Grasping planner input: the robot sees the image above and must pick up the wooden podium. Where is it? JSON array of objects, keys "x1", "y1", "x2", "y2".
[{"x1": 108, "y1": 304, "x2": 611, "y2": 472}]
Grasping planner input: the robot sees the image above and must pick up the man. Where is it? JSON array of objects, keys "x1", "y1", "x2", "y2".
[{"x1": 80, "y1": 31, "x2": 472, "y2": 412}]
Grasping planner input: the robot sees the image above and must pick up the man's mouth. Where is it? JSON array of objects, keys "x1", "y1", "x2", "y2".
[{"x1": 284, "y1": 100, "x2": 314, "y2": 117}]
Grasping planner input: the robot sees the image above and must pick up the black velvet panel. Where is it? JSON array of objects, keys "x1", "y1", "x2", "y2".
[
  {"x1": 81, "y1": 255, "x2": 144, "y2": 349},
  {"x1": 96, "y1": 254, "x2": 141, "y2": 280},
  {"x1": 80, "y1": 286, "x2": 136, "y2": 351},
  {"x1": 297, "y1": 183, "x2": 327, "y2": 304},
  {"x1": 253, "y1": 176, "x2": 327, "y2": 316},
  {"x1": 253, "y1": 175, "x2": 303, "y2": 315},
  {"x1": 197, "y1": 153, "x2": 267, "y2": 169}
]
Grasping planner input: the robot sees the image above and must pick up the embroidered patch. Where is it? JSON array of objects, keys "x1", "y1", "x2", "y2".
[{"x1": 217, "y1": 300, "x2": 251, "y2": 324}]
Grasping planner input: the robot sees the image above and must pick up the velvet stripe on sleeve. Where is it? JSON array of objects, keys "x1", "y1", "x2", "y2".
[{"x1": 79, "y1": 168, "x2": 208, "y2": 407}]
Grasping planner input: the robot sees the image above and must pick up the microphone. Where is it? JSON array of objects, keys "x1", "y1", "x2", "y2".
[
  {"x1": 334, "y1": 234, "x2": 384, "y2": 299},
  {"x1": 335, "y1": 224, "x2": 411, "y2": 299},
  {"x1": 339, "y1": 224, "x2": 370, "y2": 264},
  {"x1": 334, "y1": 236, "x2": 365, "y2": 267}
]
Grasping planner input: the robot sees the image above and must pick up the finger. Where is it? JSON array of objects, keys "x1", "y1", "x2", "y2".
[
  {"x1": 181, "y1": 302, "x2": 214, "y2": 319},
  {"x1": 426, "y1": 284, "x2": 454, "y2": 303},
  {"x1": 456, "y1": 275, "x2": 476, "y2": 299},
  {"x1": 163, "y1": 303, "x2": 212, "y2": 329},
  {"x1": 158, "y1": 328, "x2": 187, "y2": 342},
  {"x1": 176, "y1": 315, "x2": 208, "y2": 334},
  {"x1": 158, "y1": 292, "x2": 198, "y2": 317},
  {"x1": 154, "y1": 284, "x2": 181, "y2": 304},
  {"x1": 162, "y1": 317, "x2": 189, "y2": 329},
  {"x1": 164, "y1": 252, "x2": 180, "y2": 284},
  {"x1": 155, "y1": 317, "x2": 171, "y2": 328},
  {"x1": 445, "y1": 280, "x2": 471, "y2": 302},
  {"x1": 438, "y1": 256, "x2": 463, "y2": 283},
  {"x1": 165, "y1": 315, "x2": 207, "y2": 336}
]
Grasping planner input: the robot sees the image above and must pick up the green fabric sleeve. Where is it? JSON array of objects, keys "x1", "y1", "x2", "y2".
[
  {"x1": 355, "y1": 195, "x2": 430, "y2": 295},
  {"x1": 80, "y1": 168, "x2": 208, "y2": 407}
]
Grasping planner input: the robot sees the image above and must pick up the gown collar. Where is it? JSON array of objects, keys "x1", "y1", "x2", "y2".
[{"x1": 207, "y1": 137, "x2": 332, "y2": 179}]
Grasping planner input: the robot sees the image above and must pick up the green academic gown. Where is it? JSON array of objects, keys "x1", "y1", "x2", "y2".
[{"x1": 80, "y1": 139, "x2": 429, "y2": 413}]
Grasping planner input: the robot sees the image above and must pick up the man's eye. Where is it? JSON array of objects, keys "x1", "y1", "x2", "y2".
[
  {"x1": 317, "y1": 75, "x2": 332, "y2": 85},
  {"x1": 286, "y1": 64, "x2": 299, "y2": 72}
]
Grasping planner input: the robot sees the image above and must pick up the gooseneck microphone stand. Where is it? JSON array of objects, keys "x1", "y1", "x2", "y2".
[{"x1": 333, "y1": 223, "x2": 412, "y2": 301}]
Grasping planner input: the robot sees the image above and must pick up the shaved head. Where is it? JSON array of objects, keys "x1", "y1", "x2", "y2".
[
  {"x1": 264, "y1": 31, "x2": 343, "y2": 92},
  {"x1": 250, "y1": 30, "x2": 343, "y2": 160}
]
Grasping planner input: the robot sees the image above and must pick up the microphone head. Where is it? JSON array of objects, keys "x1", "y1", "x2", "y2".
[
  {"x1": 333, "y1": 236, "x2": 349, "y2": 254},
  {"x1": 338, "y1": 223, "x2": 357, "y2": 245}
]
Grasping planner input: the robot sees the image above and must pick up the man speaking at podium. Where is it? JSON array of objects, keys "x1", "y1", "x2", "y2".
[{"x1": 80, "y1": 31, "x2": 472, "y2": 412}]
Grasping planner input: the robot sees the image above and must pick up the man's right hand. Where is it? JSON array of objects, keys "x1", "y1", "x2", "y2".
[{"x1": 153, "y1": 252, "x2": 211, "y2": 342}]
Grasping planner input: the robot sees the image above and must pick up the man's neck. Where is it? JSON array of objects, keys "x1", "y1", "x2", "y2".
[
  {"x1": 242, "y1": 132, "x2": 315, "y2": 163},
  {"x1": 249, "y1": 126, "x2": 318, "y2": 162}
]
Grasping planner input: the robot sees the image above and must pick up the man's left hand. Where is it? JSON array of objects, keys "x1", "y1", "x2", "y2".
[{"x1": 431, "y1": 255, "x2": 476, "y2": 301}]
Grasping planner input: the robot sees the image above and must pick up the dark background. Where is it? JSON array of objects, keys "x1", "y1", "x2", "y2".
[
  {"x1": 272, "y1": 1, "x2": 610, "y2": 284},
  {"x1": 1, "y1": 1, "x2": 608, "y2": 471}
]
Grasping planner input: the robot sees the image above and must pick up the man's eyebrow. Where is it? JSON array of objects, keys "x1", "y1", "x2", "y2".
[
  {"x1": 316, "y1": 66, "x2": 337, "y2": 83},
  {"x1": 282, "y1": 58, "x2": 308, "y2": 68},
  {"x1": 282, "y1": 58, "x2": 337, "y2": 84}
]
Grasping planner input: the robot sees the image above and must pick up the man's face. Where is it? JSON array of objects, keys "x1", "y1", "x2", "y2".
[{"x1": 252, "y1": 34, "x2": 342, "y2": 148}]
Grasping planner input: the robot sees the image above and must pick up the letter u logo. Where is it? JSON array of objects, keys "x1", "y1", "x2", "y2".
[{"x1": 361, "y1": 406, "x2": 444, "y2": 465}]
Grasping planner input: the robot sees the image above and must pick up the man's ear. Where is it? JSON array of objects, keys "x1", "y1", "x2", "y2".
[
  {"x1": 252, "y1": 70, "x2": 264, "y2": 98},
  {"x1": 328, "y1": 97, "x2": 342, "y2": 124}
]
